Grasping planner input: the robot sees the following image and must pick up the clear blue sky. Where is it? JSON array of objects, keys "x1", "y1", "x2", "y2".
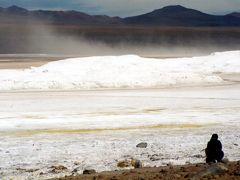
[{"x1": 0, "y1": 0, "x2": 239, "y2": 17}]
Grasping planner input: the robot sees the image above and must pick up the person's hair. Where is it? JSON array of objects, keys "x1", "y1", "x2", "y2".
[{"x1": 211, "y1": 134, "x2": 218, "y2": 139}]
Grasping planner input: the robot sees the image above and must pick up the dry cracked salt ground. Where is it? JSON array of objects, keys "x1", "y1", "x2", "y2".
[{"x1": 0, "y1": 51, "x2": 240, "y2": 179}]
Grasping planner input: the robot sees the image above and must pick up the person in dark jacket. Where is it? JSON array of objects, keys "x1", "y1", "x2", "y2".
[{"x1": 205, "y1": 134, "x2": 224, "y2": 163}]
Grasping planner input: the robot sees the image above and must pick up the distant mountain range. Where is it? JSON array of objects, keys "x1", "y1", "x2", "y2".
[
  {"x1": 0, "y1": 5, "x2": 121, "y2": 25},
  {"x1": 0, "y1": 5, "x2": 240, "y2": 26}
]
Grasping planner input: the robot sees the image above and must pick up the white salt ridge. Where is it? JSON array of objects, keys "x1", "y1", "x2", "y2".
[{"x1": 0, "y1": 51, "x2": 240, "y2": 90}]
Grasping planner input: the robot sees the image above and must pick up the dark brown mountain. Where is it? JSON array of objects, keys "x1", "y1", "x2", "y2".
[
  {"x1": 5, "y1": 5, "x2": 28, "y2": 14},
  {"x1": 0, "y1": 5, "x2": 122, "y2": 25},
  {"x1": 124, "y1": 5, "x2": 240, "y2": 26},
  {"x1": 0, "y1": 5, "x2": 240, "y2": 26},
  {"x1": 227, "y1": 12, "x2": 240, "y2": 18}
]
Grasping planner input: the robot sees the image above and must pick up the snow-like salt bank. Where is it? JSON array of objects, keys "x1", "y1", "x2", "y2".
[{"x1": 0, "y1": 51, "x2": 239, "y2": 90}]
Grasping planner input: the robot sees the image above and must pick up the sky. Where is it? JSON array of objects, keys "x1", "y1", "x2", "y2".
[{"x1": 0, "y1": 0, "x2": 239, "y2": 17}]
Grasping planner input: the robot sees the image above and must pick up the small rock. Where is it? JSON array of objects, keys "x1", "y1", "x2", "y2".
[
  {"x1": 180, "y1": 167, "x2": 187, "y2": 172},
  {"x1": 16, "y1": 168, "x2": 25, "y2": 171},
  {"x1": 117, "y1": 160, "x2": 131, "y2": 168},
  {"x1": 136, "y1": 142, "x2": 147, "y2": 148},
  {"x1": 83, "y1": 169, "x2": 96, "y2": 174},
  {"x1": 131, "y1": 159, "x2": 143, "y2": 168},
  {"x1": 149, "y1": 154, "x2": 161, "y2": 161},
  {"x1": 160, "y1": 169, "x2": 167, "y2": 173},
  {"x1": 72, "y1": 168, "x2": 78, "y2": 173},
  {"x1": 184, "y1": 173, "x2": 192, "y2": 178},
  {"x1": 195, "y1": 164, "x2": 201, "y2": 167},
  {"x1": 50, "y1": 165, "x2": 67, "y2": 171},
  {"x1": 192, "y1": 163, "x2": 228, "y2": 179},
  {"x1": 193, "y1": 154, "x2": 204, "y2": 158},
  {"x1": 74, "y1": 161, "x2": 80, "y2": 165},
  {"x1": 217, "y1": 163, "x2": 228, "y2": 172},
  {"x1": 221, "y1": 158, "x2": 229, "y2": 164},
  {"x1": 39, "y1": 172, "x2": 43, "y2": 175},
  {"x1": 25, "y1": 169, "x2": 39, "y2": 173},
  {"x1": 150, "y1": 157, "x2": 157, "y2": 161},
  {"x1": 50, "y1": 165, "x2": 67, "y2": 173}
]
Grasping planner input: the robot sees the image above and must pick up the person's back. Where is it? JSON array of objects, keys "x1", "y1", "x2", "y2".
[{"x1": 205, "y1": 134, "x2": 224, "y2": 163}]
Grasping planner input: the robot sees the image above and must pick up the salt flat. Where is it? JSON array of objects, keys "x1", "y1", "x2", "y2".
[
  {"x1": 0, "y1": 84, "x2": 240, "y2": 179},
  {"x1": 0, "y1": 51, "x2": 239, "y2": 179}
]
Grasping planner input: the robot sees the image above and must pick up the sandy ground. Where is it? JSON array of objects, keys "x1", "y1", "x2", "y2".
[{"x1": 53, "y1": 161, "x2": 240, "y2": 180}]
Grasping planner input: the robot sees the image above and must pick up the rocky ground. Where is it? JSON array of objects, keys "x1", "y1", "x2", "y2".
[{"x1": 52, "y1": 161, "x2": 240, "y2": 180}]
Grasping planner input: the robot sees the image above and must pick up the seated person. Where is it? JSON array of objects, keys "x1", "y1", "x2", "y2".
[{"x1": 205, "y1": 134, "x2": 224, "y2": 163}]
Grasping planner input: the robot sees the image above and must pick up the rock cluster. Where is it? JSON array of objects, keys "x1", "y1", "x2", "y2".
[
  {"x1": 50, "y1": 165, "x2": 67, "y2": 173},
  {"x1": 117, "y1": 159, "x2": 143, "y2": 169}
]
